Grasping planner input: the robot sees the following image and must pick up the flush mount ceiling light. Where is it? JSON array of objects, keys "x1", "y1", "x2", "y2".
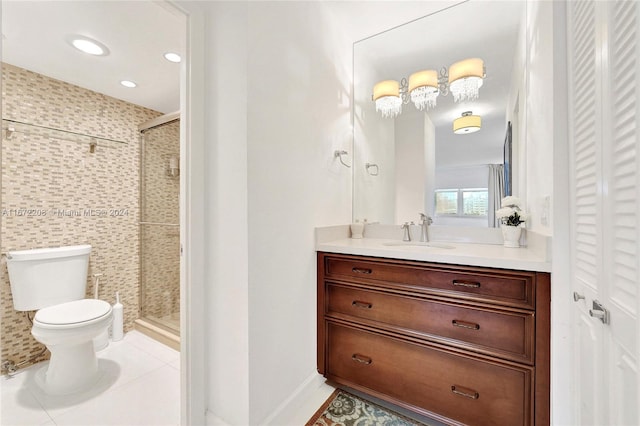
[
  {"x1": 372, "y1": 58, "x2": 485, "y2": 118},
  {"x1": 163, "y1": 52, "x2": 182, "y2": 63},
  {"x1": 120, "y1": 80, "x2": 137, "y2": 88},
  {"x1": 453, "y1": 111, "x2": 482, "y2": 134},
  {"x1": 373, "y1": 80, "x2": 402, "y2": 118},
  {"x1": 448, "y1": 58, "x2": 484, "y2": 102},
  {"x1": 69, "y1": 36, "x2": 110, "y2": 56}
]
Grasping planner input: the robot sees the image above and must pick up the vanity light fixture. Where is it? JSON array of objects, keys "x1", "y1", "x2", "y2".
[
  {"x1": 453, "y1": 111, "x2": 482, "y2": 134},
  {"x1": 372, "y1": 58, "x2": 485, "y2": 118},
  {"x1": 373, "y1": 80, "x2": 402, "y2": 118},
  {"x1": 448, "y1": 58, "x2": 484, "y2": 102},
  {"x1": 408, "y1": 70, "x2": 439, "y2": 110},
  {"x1": 120, "y1": 80, "x2": 137, "y2": 88},
  {"x1": 69, "y1": 36, "x2": 110, "y2": 56}
]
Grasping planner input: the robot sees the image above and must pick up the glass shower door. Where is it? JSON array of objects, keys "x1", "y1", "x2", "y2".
[{"x1": 139, "y1": 118, "x2": 180, "y2": 335}]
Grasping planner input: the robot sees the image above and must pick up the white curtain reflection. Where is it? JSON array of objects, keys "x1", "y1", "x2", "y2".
[{"x1": 488, "y1": 164, "x2": 505, "y2": 227}]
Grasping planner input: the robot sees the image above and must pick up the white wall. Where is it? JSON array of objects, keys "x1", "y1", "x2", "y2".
[
  {"x1": 177, "y1": 1, "x2": 477, "y2": 424},
  {"x1": 394, "y1": 112, "x2": 431, "y2": 224},
  {"x1": 201, "y1": 2, "x2": 251, "y2": 424},
  {"x1": 188, "y1": 2, "x2": 348, "y2": 423},
  {"x1": 353, "y1": 56, "x2": 396, "y2": 224},
  {"x1": 245, "y1": 2, "x2": 353, "y2": 423},
  {"x1": 525, "y1": 0, "x2": 555, "y2": 236},
  {"x1": 424, "y1": 113, "x2": 436, "y2": 219}
]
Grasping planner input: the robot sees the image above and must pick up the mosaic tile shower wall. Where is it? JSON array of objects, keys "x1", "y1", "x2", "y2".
[
  {"x1": 140, "y1": 120, "x2": 180, "y2": 327},
  {"x1": 1, "y1": 63, "x2": 161, "y2": 366}
]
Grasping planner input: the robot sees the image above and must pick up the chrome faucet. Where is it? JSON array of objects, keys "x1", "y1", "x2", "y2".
[
  {"x1": 419, "y1": 213, "x2": 433, "y2": 242},
  {"x1": 402, "y1": 222, "x2": 411, "y2": 241}
]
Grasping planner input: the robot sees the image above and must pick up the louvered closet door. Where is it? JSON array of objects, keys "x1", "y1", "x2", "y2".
[{"x1": 568, "y1": 1, "x2": 639, "y2": 424}]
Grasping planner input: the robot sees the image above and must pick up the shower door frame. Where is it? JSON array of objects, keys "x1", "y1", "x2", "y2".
[{"x1": 138, "y1": 112, "x2": 181, "y2": 335}]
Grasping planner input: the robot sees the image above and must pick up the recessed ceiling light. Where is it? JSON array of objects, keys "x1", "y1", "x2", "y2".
[
  {"x1": 163, "y1": 52, "x2": 182, "y2": 63},
  {"x1": 68, "y1": 36, "x2": 110, "y2": 56},
  {"x1": 120, "y1": 80, "x2": 137, "y2": 88}
]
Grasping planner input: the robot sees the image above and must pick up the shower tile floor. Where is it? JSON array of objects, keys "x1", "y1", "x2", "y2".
[{"x1": 0, "y1": 331, "x2": 180, "y2": 425}]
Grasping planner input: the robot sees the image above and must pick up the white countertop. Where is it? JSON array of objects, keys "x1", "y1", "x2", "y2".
[{"x1": 316, "y1": 237, "x2": 551, "y2": 272}]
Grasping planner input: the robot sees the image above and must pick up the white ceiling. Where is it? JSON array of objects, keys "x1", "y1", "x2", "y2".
[{"x1": 2, "y1": 1, "x2": 184, "y2": 114}]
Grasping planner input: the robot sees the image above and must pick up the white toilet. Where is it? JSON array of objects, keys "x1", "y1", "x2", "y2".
[{"x1": 6, "y1": 244, "x2": 113, "y2": 395}]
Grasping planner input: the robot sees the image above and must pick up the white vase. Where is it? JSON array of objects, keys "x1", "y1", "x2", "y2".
[{"x1": 501, "y1": 225, "x2": 522, "y2": 248}]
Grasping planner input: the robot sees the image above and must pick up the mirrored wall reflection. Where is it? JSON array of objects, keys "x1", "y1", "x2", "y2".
[
  {"x1": 353, "y1": 1, "x2": 525, "y2": 228},
  {"x1": 139, "y1": 118, "x2": 180, "y2": 335}
]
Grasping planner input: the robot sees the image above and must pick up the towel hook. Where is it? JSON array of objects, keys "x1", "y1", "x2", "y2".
[
  {"x1": 334, "y1": 150, "x2": 351, "y2": 168},
  {"x1": 365, "y1": 163, "x2": 379, "y2": 176}
]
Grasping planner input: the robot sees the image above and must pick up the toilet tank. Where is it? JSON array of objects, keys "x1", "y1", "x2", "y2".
[{"x1": 6, "y1": 245, "x2": 91, "y2": 311}]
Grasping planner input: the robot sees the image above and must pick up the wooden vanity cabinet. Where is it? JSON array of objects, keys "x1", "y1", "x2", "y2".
[{"x1": 317, "y1": 252, "x2": 550, "y2": 426}]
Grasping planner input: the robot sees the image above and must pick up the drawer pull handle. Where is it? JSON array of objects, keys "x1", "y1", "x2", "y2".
[
  {"x1": 451, "y1": 385, "x2": 479, "y2": 400},
  {"x1": 352, "y1": 267, "x2": 372, "y2": 274},
  {"x1": 452, "y1": 279, "x2": 481, "y2": 288},
  {"x1": 452, "y1": 320, "x2": 480, "y2": 330},
  {"x1": 351, "y1": 354, "x2": 372, "y2": 365},
  {"x1": 352, "y1": 301, "x2": 373, "y2": 309}
]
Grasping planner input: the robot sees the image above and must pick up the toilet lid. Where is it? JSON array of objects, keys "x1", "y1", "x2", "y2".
[{"x1": 35, "y1": 299, "x2": 112, "y2": 325}]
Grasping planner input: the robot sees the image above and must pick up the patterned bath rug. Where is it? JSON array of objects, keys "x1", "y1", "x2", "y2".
[{"x1": 305, "y1": 389, "x2": 429, "y2": 426}]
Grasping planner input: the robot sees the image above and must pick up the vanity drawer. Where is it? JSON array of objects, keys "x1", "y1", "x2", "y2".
[
  {"x1": 326, "y1": 283, "x2": 535, "y2": 364},
  {"x1": 324, "y1": 256, "x2": 534, "y2": 309},
  {"x1": 326, "y1": 322, "x2": 532, "y2": 426}
]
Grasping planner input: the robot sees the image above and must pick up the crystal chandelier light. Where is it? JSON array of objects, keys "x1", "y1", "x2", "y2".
[
  {"x1": 408, "y1": 70, "x2": 439, "y2": 111},
  {"x1": 448, "y1": 58, "x2": 484, "y2": 102},
  {"x1": 373, "y1": 80, "x2": 402, "y2": 118},
  {"x1": 372, "y1": 58, "x2": 485, "y2": 118}
]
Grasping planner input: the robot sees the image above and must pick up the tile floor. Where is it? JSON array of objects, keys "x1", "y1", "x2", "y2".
[
  {"x1": 2, "y1": 331, "x2": 442, "y2": 426},
  {"x1": 1, "y1": 331, "x2": 180, "y2": 426}
]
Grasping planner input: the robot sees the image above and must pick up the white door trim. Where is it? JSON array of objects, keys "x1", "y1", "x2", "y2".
[
  {"x1": 549, "y1": 1, "x2": 575, "y2": 424},
  {"x1": 164, "y1": 1, "x2": 207, "y2": 425}
]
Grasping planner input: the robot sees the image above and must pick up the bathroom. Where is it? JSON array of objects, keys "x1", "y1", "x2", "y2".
[
  {"x1": 2, "y1": 1, "x2": 638, "y2": 425},
  {"x1": 1, "y1": 1, "x2": 184, "y2": 421}
]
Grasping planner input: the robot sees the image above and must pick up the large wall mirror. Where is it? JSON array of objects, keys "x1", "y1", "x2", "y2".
[{"x1": 353, "y1": 0, "x2": 525, "y2": 228}]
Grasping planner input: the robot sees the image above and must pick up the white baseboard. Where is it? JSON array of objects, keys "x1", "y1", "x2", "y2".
[
  {"x1": 205, "y1": 373, "x2": 331, "y2": 425},
  {"x1": 261, "y1": 372, "x2": 328, "y2": 425}
]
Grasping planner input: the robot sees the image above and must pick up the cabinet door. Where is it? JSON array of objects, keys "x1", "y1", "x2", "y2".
[
  {"x1": 567, "y1": 1, "x2": 639, "y2": 424},
  {"x1": 324, "y1": 256, "x2": 535, "y2": 309},
  {"x1": 326, "y1": 323, "x2": 532, "y2": 426},
  {"x1": 326, "y1": 283, "x2": 535, "y2": 364}
]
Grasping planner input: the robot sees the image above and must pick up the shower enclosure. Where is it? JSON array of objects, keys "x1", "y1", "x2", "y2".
[{"x1": 137, "y1": 113, "x2": 180, "y2": 341}]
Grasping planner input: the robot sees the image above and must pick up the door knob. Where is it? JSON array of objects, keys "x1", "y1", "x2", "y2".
[
  {"x1": 573, "y1": 291, "x2": 585, "y2": 302},
  {"x1": 589, "y1": 300, "x2": 610, "y2": 324}
]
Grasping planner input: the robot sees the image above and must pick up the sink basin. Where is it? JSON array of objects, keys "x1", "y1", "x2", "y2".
[{"x1": 382, "y1": 241, "x2": 455, "y2": 249}]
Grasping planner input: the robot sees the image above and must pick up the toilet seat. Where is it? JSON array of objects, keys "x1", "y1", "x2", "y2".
[{"x1": 34, "y1": 299, "x2": 112, "y2": 329}]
